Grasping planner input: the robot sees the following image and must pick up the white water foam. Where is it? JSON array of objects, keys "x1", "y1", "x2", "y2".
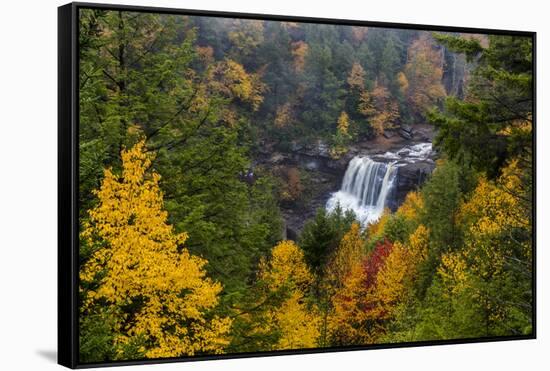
[{"x1": 326, "y1": 143, "x2": 433, "y2": 225}]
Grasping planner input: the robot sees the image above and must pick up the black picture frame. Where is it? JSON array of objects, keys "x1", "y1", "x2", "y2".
[{"x1": 58, "y1": 2, "x2": 537, "y2": 368}]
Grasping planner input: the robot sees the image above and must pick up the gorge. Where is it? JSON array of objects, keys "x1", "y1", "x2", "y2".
[
  {"x1": 326, "y1": 143, "x2": 435, "y2": 226},
  {"x1": 266, "y1": 124, "x2": 438, "y2": 239}
]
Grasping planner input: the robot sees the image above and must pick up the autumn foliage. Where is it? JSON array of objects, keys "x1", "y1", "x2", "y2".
[
  {"x1": 325, "y1": 223, "x2": 364, "y2": 289},
  {"x1": 358, "y1": 83, "x2": 399, "y2": 135},
  {"x1": 402, "y1": 34, "x2": 446, "y2": 117},
  {"x1": 255, "y1": 240, "x2": 321, "y2": 349},
  {"x1": 77, "y1": 11, "x2": 533, "y2": 361},
  {"x1": 80, "y1": 141, "x2": 231, "y2": 359}
]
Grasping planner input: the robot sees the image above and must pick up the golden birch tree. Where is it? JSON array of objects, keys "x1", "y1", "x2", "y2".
[{"x1": 80, "y1": 141, "x2": 232, "y2": 359}]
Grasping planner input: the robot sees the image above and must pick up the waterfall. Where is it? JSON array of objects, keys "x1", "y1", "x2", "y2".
[
  {"x1": 326, "y1": 143, "x2": 433, "y2": 226},
  {"x1": 326, "y1": 157, "x2": 397, "y2": 226}
]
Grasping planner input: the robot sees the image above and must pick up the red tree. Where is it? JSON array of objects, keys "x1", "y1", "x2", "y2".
[{"x1": 363, "y1": 239, "x2": 393, "y2": 289}]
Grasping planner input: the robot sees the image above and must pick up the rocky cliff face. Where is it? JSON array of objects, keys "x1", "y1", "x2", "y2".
[{"x1": 388, "y1": 160, "x2": 434, "y2": 211}]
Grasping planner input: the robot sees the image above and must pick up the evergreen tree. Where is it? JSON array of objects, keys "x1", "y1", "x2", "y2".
[
  {"x1": 429, "y1": 34, "x2": 533, "y2": 178},
  {"x1": 79, "y1": 9, "x2": 281, "y2": 300},
  {"x1": 299, "y1": 206, "x2": 356, "y2": 275},
  {"x1": 301, "y1": 44, "x2": 345, "y2": 136}
]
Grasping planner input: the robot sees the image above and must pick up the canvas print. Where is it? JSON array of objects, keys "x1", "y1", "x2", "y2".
[{"x1": 76, "y1": 7, "x2": 534, "y2": 364}]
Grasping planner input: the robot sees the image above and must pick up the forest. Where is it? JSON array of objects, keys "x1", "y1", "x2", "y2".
[{"x1": 77, "y1": 8, "x2": 533, "y2": 362}]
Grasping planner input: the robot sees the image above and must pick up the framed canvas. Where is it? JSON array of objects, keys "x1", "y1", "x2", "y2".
[{"x1": 58, "y1": 2, "x2": 536, "y2": 368}]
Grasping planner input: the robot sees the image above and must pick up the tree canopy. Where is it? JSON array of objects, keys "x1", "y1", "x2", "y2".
[{"x1": 77, "y1": 9, "x2": 533, "y2": 361}]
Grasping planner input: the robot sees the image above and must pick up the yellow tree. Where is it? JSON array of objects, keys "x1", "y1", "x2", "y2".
[
  {"x1": 347, "y1": 62, "x2": 366, "y2": 91},
  {"x1": 325, "y1": 223, "x2": 365, "y2": 290},
  {"x1": 208, "y1": 59, "x2": 266, "y2": 111},
  {"x1": 337, "y1": 111, "x2": 351, "y2": 136},
  {"x1": 257, "y1": 240, "x2": 321, "y2": 350},
  {"x1": 330, "y1": 224, "x2": 429, "y2": 345},
  {"x1": 330, "y1": 111, "x2": 353, "y2": 159},
  {"x1": 395, "y1": 191, "x2": 424, "y2": 224},
  {"x1": 274, "y1": 102, "x2": 293, "y2": 128},
  {"x1": 329, "y1": 237, "x2": 394, "y2": 345},
  {"x1": 402, "y1": 34, "x2": 446, "y2": 117},
  {"x1": 365, "y1": 208, "x2": 391, "y2": 245},
  {"x1": 80, "y1": 141, "x2": 232, "y2": 359},
  {"x1": 328, "y1": 261, "x2": 371, "y2": 345},
  {"x1": 374, "y1": 225, "x2": 429, "y2": 319},
  {"x1": 453, "y1": 159, "x2": 532, "y2": 334},
  {"x1": 396, "y1": 71, "x2": 409, "y2": 94},
  {"x1": 408, "y1": 224, "x2": 430, "y2": 264},
  {"x1": 405, "y1": 160, "x2": 531, "y2": 340},
  {"x1": 458, "y1": 160, "x2": 529, "y2": 283},
  {"x1": 437, "y1": 251, "x2": 469, "y2": 300},
  {"x1": 291, "y1": 41, "x2": 309, "y2": 73},
  {"x1": 358, "y1": 82, "x2": 399, "y2": 136},
  {"x1": 371, "y1": 242, "x2": 410, "y2": 320},
  {"x1": 322, "y1": 223, "x2": 365, "y2": 345}
]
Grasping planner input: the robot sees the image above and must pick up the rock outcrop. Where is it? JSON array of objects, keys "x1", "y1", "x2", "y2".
[{"x1": 387, "y1": 160, "x2": 435, "y2": 211}]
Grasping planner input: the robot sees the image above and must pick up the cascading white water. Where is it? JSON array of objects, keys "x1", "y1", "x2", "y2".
[
  {"x1": 326, "y1": 157, "x2": 397, "y2": 226},
  {"x1": 326, "y1": 142, "x2": 434, "y2": 226}
]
